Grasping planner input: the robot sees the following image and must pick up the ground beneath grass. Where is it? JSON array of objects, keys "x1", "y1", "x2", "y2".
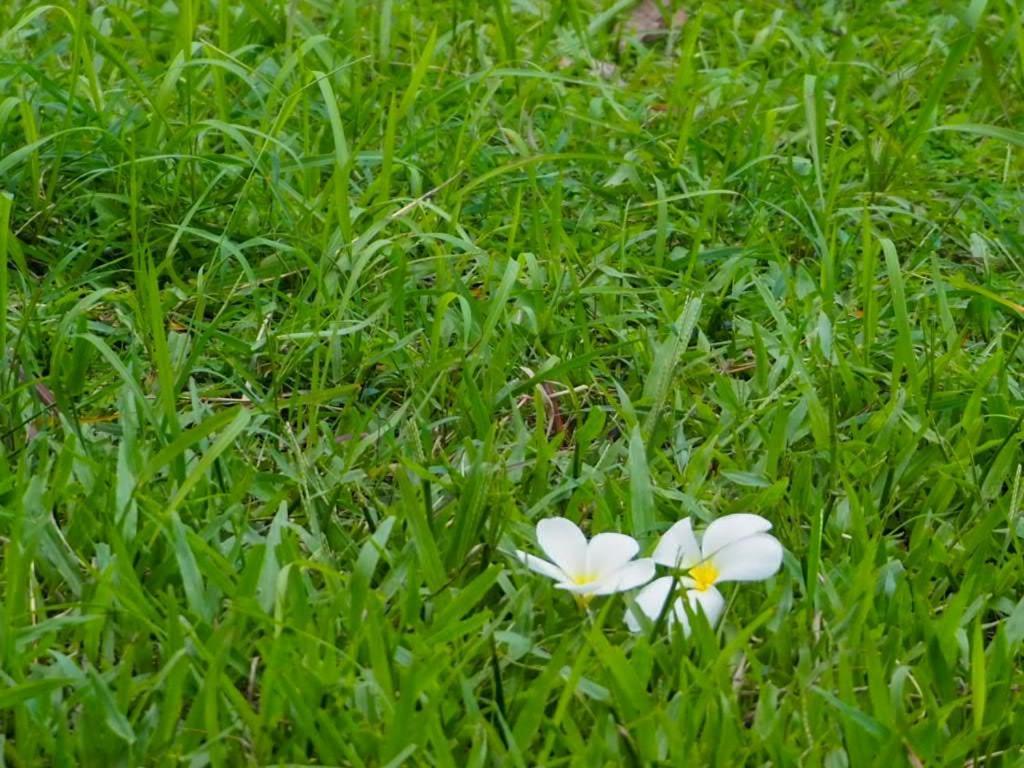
[{"x1": 2, "y1": 0, "x2": 1023, "y2": 765}]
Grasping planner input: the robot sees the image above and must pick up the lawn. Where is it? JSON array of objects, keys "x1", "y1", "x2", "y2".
[{"x1": 2, "y1": 0, "x2": 1023, "y2": 764}]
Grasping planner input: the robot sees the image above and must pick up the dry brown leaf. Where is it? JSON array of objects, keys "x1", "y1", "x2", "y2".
[
  {"x1": 590, "y1": 60, "x2": 619, "y2": 80},
  {"x1": 624, "y1": 0, "x2": 687, "y2": 43}
]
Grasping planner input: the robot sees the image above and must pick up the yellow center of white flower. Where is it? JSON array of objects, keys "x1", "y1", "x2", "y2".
[
  {"x1": 689, "y1": 562, "x2": 719, "y2": 592},
  {"x1": 571, "y1": 573, "x2": 598, "y2": 586}
]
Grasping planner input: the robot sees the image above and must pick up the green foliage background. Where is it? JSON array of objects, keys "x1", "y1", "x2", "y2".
[{"x1": 1, "y1": 0, "x2": 1023, "y2": 764}]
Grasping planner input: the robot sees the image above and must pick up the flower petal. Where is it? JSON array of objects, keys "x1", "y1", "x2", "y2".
[
  {"x1": 558, "y1": 559, "x2": 655, "y2": 595},
  {"x1": 652, "y1": 518, "x2": 702, "y2": 568},
  {"x1": 589, "y1": 558, "x2": 655, "y2": 595},
  {"x1": 536, "y1": 517, "x2": 587, "y2": 577},
  {"x1": 709, "y1": 533, "x2": 783, "y2": 582},
  {"x1": 586, "y1": 532, "x2": 639, "y2": 578},
  {"x1": 625, "y1": 576, "x2": 675, "y2": 632},
  {"x1": 515, "y1": 550, "x2": 566, "y2": 582},
  {"x1": 700, "y1": 513, "x2": 773, "y2": 559},
  {"x1": 673, "y1": 586, "x2": 725, "y2": 635}
]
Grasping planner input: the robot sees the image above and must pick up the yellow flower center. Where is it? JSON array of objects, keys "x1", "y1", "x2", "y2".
[
  {"x1": 689, "y1": 562, "x2": 719, "y2": 592},
  {"x1": 570, "y1": 574, "x2": 598, "y2": 609}
]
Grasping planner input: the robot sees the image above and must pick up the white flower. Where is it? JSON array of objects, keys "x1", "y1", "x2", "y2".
[
  {"x1": 626, "y1": 514, "x2": 783, "y2": 634},
  {"x1": 625, "y1": 576, "x2": 726, "y2": 634},
  {"x1": 515, "y1": 517, "x2": 656, "y2": 605}
]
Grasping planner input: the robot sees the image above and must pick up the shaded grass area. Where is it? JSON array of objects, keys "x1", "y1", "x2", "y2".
[{"x1": 1, "y1": 0, "x2": 1023, "y2": 764}]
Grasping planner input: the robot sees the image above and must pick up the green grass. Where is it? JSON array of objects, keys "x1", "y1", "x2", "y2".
[{"x1": 2, "y1": 0, "x2": 1024, "y2": 764}]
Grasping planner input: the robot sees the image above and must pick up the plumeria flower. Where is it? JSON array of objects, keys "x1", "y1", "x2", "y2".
[
  {"x1": 516, "y1": 517, "x2": 656, "y2": 606},
  {"x1": 626, "y1": 514, "x2": 783, "y2": 634}
]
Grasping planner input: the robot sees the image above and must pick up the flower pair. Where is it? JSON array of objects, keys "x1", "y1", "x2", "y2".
[{"x1": 515, "y1": 514, "x2": 783, "y2": 634}]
